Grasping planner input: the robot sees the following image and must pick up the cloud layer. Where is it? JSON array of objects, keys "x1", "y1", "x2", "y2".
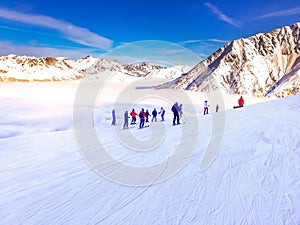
[
  {"x1": 0, "y1": 41, "x2": 101, "y2": 59},
  {"x1": 0, "y1": 8, "x2": 113, "y2": 50}
]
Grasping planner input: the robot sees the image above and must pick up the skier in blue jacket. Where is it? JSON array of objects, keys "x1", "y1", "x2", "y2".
[{"x1": 159, "y1": 107, "x2": 165, "y2": 121}]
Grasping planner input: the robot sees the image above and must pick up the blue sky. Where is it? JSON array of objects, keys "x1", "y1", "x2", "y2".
[{"x1": 0, "y1": 0, "x2": 299, "y2": 65}]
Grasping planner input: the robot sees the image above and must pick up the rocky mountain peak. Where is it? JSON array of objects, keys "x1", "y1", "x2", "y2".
[{"x1": 161, "y1": 22, "x2": 300, "y2": 97}]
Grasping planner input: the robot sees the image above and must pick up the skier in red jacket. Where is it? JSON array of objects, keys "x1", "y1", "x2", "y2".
[
  {"x1": 139, "y1": 108, "x2": 147, "y2": 128},
  {"x1": 130, "y1": 109, "x2": 137, "y2": 124}
]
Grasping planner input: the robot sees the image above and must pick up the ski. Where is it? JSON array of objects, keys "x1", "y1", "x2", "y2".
[{"x1": 138, "y1": 125, "x2": 150, "y2": 129}]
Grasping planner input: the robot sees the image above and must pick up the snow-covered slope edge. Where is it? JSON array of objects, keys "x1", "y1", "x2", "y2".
[
  {"x1": 0, "y1": 92, "x2": 299, "y2": 224},
  {"x1": 160, "y1": 22, "x2": 300, "y2": 97}
]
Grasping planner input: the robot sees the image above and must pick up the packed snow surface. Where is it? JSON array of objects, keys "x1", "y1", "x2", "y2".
[{"x1": 0, "y1": 82, "x2": 299, "y2": 224}]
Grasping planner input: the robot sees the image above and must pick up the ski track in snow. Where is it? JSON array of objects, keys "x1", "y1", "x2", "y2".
[{"x1": 0, "y1": 86, "x2": 299, "y2": 224}]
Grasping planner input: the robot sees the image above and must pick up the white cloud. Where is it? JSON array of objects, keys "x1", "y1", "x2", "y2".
[
  {"x1": 0, "y1": 41, "x2": 103, "y2": 59},
  {"x1": 0, "y1": 8, "x2": 113, "y2": 50},
  {"x1": 178, "y1": 40, "x2": 202, "y2": 44},
  {"x1": 179, "y1": 39, "x2": 229, "y2": 45},
  {"x1": 197, "y1": 53, "x2": 209, "y2": 58},
  {"x1": 207, "y1": 38, "x2": 230, "y2": 43},
  {"x1": 256, "y1": 6, "x2": 300, "y2": 19},
  {"x1": 204, "y1": 2, "x2": 241, "y2": 27},
  {"x1": 152, "y1": 48, "x2": 187, "y2": 55}
]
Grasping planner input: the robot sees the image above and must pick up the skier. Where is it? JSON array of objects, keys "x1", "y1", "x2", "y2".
[
  {"x1": 178, "y1": 103, "x2": 183, "y2": 118},
  {"x1": 139, "y1": 108, "x2": 146, "y2": 128},
  {"x1": 111, "y1": 109, "x2": 116, "y2": 125},
  {"x1": 203, "y1": 100, "x2": 209, "y2": 115},
  {"x1": 233, "y1": 96, "x2": 244, "y2": 109},
  {"x1": 130, "y1": 109, "x2": 137, "y2": 124},
  {"x1": 151, "y1": 108, "x2": 157, "y2": 122},
  {"x1": 158, "y1": 107, "x2": 165, "y2": 121},
  {"x1": 123, "y1": 110, "x2": 129, "y2": 129},
  {"x1": 145, "y1": 109, "x2": 151, "y2": 122},
  {"x1": 171, "y1": 102, "x2": 180, "y2": 125},
  {"x1": 216, "y1": 104, "x2": 219, "y2": 113}
]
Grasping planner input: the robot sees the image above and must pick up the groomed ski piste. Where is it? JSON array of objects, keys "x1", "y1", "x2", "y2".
[{"x1": 0, "y1": 82, "x2": 299, "y2": 225}]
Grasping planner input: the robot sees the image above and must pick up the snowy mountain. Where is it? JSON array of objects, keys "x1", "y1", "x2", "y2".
[
  {"x1": 0, "y1": 55, "x2": 97, "y2": 81},
  {"x1": 160, "y1": 22, "x2": 300, "y2": 97},
  {"x1": 79, "y1": 59, "x2": 164, "y2": 78},
  {"x1": 0, "y1": 54, "x2": 190, "y2": 82}
]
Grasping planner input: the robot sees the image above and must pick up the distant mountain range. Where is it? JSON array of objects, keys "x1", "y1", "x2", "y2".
[
  {"x1": 160, "y1": 22, "x2": 300, "y2": 97},
  {"x1": 0, "y1": 54, "x2": 190, "y2": 82},
  {"x1": 1, "y1": 22, "x2": 299, "y2": 97},
  {"x1": 0, "y1": 55, "x2": 158, "y2": 81}
]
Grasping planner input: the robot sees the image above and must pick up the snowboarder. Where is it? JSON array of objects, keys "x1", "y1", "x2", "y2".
[
  {"x1": 158, "y1": 107, "x2": 165, "y2": 121},
  {"x1": 145, "y1": 109, "x2": 151, "y2": 122},
  {"x1": 139, "y1": 108, "x2": 146, "y2": 128},
  {"x1": 203, "y1": 100, "x2": 209, "y2": 115},
  {"x1": 111, "y1": 109, "x2": 116, "y2": 125},
  {"x1": 238, "y1": 96, "x2": 244, "y2": 107},
  {"x1": 123, "y1": 110, "x2": 130, "y2": 129},
  {"x1": 216, "y1": 104, "x2": 219, "y2": 113},
  {"x1": 151, "y1": 108, "x2": 158, "y2": 122},
  {"x1": 233, "y1": 96, "x2": 244, "y2": 109},
  {"x1": 130, "y1": 109, "x2": 137, "y2": 124},
  {"x1": 171, "y1": 102, "x2": 180, "y2": 125}
]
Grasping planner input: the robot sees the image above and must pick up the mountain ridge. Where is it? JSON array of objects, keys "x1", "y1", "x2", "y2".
[{"x1": 160, "y1": 22, "x2": 300, "y2": 97}]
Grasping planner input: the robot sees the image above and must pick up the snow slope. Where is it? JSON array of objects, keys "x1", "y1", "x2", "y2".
[{"x1": 0, "y1": 82, "x2": 299, "y2": 224}]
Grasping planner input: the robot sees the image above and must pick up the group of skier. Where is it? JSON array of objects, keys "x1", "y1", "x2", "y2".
[
  {"x1": 111, "y1": 106, "x2": 167, "y2": 129},
  {"x1": 111, "y1": 96, "x2": 244, "y2": 128}
]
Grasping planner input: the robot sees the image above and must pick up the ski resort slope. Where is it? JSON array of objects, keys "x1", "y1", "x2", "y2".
[{"x1": 0, "y1": 86, "x2": 299, "y2": 224}]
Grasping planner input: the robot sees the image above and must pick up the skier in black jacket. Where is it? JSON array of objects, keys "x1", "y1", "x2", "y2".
[
  {"x1": 111, "y1": 109, "x2": 116, "y2": 125},
  {"x1": 152, "y1": 108, "x2": 157, "y2": 122},
  {"x1": 123, "y1": 110, "x2": 129, "y2": 129},
  {"x1": 145, "y1": 109, "x2": 151, "y2": 122},
  {"x1": 171, "y1": 102, "x2": 180, "y2": 125}
]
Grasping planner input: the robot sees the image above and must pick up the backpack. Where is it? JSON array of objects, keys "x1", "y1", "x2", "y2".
[
  {"x1": 171, "y1": 106, "x2": 176, "y2": 112},
  {"x1": 139, "y1": 112, "x2": 144, "y2": 118}
]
